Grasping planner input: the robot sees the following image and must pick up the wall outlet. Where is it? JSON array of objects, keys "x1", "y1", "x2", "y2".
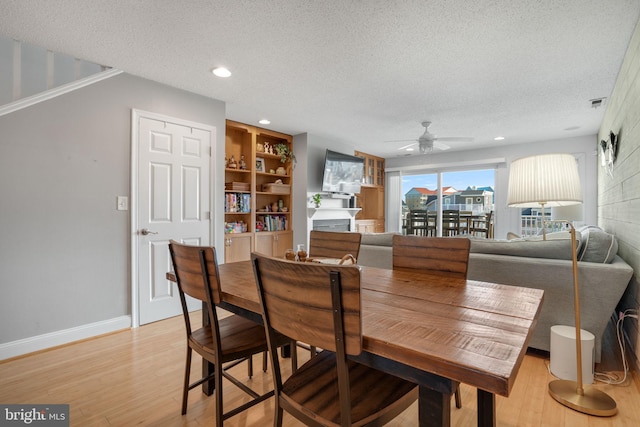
[{"x1": 117, "y1": 196, "x2": 128, "y2": 211}]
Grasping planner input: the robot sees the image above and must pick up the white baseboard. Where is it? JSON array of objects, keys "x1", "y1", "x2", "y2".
[{"x1": 0, "y1": 316, "x2": 131, "y2": 361}]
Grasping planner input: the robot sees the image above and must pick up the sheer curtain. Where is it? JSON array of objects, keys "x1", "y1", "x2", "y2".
[{"x1": 385, "y1": 171, "x2": 402, "y2": 232}]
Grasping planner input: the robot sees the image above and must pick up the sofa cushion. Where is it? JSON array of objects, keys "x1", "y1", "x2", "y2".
[
  {"x1": 578, "y1": 226, "x2": 618, "y2": 263},
  {"x1": 360, "y1": 232, "x2": 398, "y2": 247},
  {"x1": 469, "y1": 238, "x2": 574, "y2": 260},
  {"x1": 520, "y1": 230, "x2": 583, "y2": 254}
]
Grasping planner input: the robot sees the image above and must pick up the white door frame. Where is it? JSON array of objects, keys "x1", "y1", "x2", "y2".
[{"x1": 130, "y1": 109, "x2": 216, "y2": 328}]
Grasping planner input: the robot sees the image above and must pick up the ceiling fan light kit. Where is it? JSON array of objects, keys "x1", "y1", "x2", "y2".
[{"x1": 418, "y1": 140, "x2": 434, "y2": 154}]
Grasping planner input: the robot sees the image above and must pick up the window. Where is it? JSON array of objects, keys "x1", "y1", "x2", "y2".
[{"x1": 402, "y1": 169, "x2": 495, "y2": 236}]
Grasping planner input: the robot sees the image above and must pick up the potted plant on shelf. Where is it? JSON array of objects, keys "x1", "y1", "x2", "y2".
[
  {"x1": 274, "y1": 143, "x2": 296, "y2": 166},
  {"x1": 312, "y1": 193, "x2": 322, "y2": 208}
]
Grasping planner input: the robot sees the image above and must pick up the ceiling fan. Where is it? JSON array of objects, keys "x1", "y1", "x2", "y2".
[{"x1": 387, "y1": 121, "x2": 473, "y2": 154}]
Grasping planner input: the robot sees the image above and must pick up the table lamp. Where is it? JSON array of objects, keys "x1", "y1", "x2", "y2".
[{"x1": 507, "y1": 153, "x2": 616, "y2": 416}]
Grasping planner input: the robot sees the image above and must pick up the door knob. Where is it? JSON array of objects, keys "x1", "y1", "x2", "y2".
[{"x1": 140, "y1": 228, "x2": 158, "y2": 236}]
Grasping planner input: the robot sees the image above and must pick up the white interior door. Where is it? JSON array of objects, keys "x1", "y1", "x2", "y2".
[{"x1": 134, "y1": 111, "x2": 213, "y2": 325}]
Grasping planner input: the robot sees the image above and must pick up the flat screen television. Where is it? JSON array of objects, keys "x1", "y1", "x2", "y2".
[{"x1": 321, "y1": 149, "x2": 364, "y2": 194}]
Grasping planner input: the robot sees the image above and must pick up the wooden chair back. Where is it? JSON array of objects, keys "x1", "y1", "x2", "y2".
[
  {"x1": 407, "y1": 210, "x2": 432, "y2": 236},
  {"x1": 168, "y1": 241, "x2": 223, "y2": 343},
  {"x1": 252, "y1": 253, "x2": 362, "y2": 356},
  {"x1": 441, "y1": 209, "x2": 461, "y2": 236},
  {"x1": 392, "y1": 235, "x2": 471, "y2": 279},
  {"x1": 471, "y1": 211, "x2": 493, "y2": 238},
  {"x1": 169, "y1": 240, "x2": 222, "y2": 305},
  {"x1": 308, "y1": 230, "x2": 362, "y2": 261}
]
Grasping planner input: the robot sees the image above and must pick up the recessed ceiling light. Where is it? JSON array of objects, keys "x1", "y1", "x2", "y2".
[
  {"x1": 494, "y1": 136, "x2": 505, "y2": 141},
  {"x1": 258, "y1": 119, "x2": 271, "y2": 125},
  {"x1": 406, "y1": 147, "x2": 414, "y2": 151},
  {"x1": 212, "y1": 67, "x2": 231, "y2": 78}
]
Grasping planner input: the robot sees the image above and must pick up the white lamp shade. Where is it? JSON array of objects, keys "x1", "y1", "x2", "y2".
[{"x1": 507, "y1": 153, "x2": 582, "y2": 207}]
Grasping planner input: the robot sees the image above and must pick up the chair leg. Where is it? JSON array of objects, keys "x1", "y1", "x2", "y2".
[
  {"x1": 215, "y1": 361, "x2": 223, "y2": 427},
  {"x1": 454, "y1": 387, "x2": 462, "y2": 409},
  {"x1": 247, "y1": 354, "x2": 253, "y2": 378},
  {"x1": 262, "y1": 351, "x2": 267, "y2": 372},
  {"x1": 274, "y1": 404, "x2": 284, "y2": 427},
  {"x1": 291, "y1": 341, "x2": 298, "y2": 372},
  {"x1": 181, "y1": 347, "x2": 192, "y2": 415}
]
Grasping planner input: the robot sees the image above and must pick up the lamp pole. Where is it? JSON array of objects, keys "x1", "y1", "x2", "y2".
[{"x1": 546, "y1": 220, "x2": 616, "y2": 416}]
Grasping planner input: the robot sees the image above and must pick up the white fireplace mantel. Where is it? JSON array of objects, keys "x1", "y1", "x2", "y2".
[
  {"x1": 307, "y1": 207, "x2": 361, "y2": 234},
  {"x1": 307, "y1": 207, "x2": 361, "y2": 219}
]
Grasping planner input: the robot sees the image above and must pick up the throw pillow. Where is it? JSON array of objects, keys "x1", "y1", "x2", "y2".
[{"x1": 578, "y1": 226, "x2": 618, "y2": 263}]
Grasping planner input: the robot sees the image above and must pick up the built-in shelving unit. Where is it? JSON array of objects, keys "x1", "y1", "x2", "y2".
[{"x1": 224, "y1": 120, "x2": 294, "y2": 262}]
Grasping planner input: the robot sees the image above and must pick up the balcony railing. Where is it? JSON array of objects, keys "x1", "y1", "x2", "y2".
[
  {"x1": 415, "y1": 202, "x2": 492, "y2": 215},
  {"x1": 519, "y1": 214, "x2": 564, "y2": 237}
]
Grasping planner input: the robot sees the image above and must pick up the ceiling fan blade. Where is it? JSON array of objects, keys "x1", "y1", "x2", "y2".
[
  {"x1": 433, "y1": 141, "x2": 451, "y2": 150},
  {"x1": 434, "y1": 137, "x2": 474, "y2": 142},
  {"x1": 398, "y1": 142, "x2": 418, "y2": 150},
  {"x1": 384, "y1": 138, "x2": 417, "y2": 143}
]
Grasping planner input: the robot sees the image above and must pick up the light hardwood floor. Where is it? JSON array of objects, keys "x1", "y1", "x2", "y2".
[{"x1": 1, "y1": 311, "x2": 638, "y2": 426}]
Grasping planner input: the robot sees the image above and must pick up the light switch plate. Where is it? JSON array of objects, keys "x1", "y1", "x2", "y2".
[{"x1": 117, "y1": 196, "x2": 128, "y2": 211}]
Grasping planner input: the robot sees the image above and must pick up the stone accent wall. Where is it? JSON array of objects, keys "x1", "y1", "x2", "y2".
[{"x1": 598, "y1": 18, "x2": 640, "y2": 371}]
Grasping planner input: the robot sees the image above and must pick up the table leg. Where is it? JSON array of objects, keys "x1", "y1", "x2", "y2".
[
  {"x1": 202, "y1": 359, "x2": 215, "y2": 396},
  {"x1": 477, "y1": 389, "x2": 496, "y2": 427},
  {"x1": 418, "y1": 386, "x2": 451, "y2": 427}
]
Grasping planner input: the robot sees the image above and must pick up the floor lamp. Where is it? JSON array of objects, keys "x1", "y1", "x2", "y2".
[{"x1": 507, "y1": 153, "x2": 617, "y2": 416}]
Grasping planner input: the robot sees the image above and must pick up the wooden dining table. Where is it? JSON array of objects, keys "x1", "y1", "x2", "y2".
[{"x1": 168, "y1": 260, "x2": 543, "y2": 427}]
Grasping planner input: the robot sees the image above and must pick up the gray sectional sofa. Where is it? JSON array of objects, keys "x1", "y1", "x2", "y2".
[{"x1": 356, "y1": 227, "x2": 634, "y2": 362}]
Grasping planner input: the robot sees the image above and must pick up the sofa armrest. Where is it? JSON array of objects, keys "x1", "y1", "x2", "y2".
[{"x1": 468, "y1": 253, "x2": 633, "y2": 362}]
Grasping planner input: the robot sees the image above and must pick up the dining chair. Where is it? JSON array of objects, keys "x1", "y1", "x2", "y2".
[
  {"x1": 169, "y1": 241, "x2": 295, "y2": 426},
  {"x1": 458, "y1": 211, "x2": 473, "y2": 235},
  {"x1": 407, "y1": 210, "x2": 429, "y2": 236},
  {"x1": 427, "y1": 210, "x2": 438, "y2": 236},
  {"x1": 308, "y1": 230, "x2": 362, "y2": 262},
  {"x1": 441, "y1": 209, "x2": 461, "y2": 236},
  {"x1": 470, "y1": 211, "x2": 493, "y2": 238},
  {"x1": 302, "y1": 230, "x2": 363, "y2": 355},
  {"x1": 251, "y1": 253, "x2": 418, "y2": 427},
  {"x1": 392, "y1": 234, "x2": 471, "y2": 408}
]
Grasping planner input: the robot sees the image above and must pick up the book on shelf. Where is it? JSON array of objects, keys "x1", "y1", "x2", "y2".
[
  {"x1": 225, "y1": 193, "x2": 251, "y2": 213},
  {"x1": 256, "y1": 215, "x2": 288, "y2": 232}
]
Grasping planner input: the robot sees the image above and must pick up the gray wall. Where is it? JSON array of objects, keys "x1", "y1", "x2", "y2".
[
  {"x1": 305, "y1": 133, "x2": 359, "y2": 194},
  {"x1": 0, "y1": 73, "x2": 225, "y2": 344},
  {"x1": 598, "y1": 18, "x2": 640, "y2": 370}
]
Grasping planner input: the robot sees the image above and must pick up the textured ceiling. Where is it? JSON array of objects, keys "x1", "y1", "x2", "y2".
[{"x1": 1, "y1": 0, "x2": 639, "y2": 158}]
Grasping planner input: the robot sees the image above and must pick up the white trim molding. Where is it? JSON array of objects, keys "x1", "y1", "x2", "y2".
[
  {"x1": 0, "y1": 316, "x2": 131, "y2": 361},
  {"x1": 385, "y1": 157, "x2": 506, "y2": 173},
  {"x1": 0, "y1": 68, "x2": 123, "y2": 117}
]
